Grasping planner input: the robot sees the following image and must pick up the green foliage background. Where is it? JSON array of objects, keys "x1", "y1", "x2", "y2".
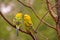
[{"x1": 0, "y1": 0, "x2": 58, "y2": 40}]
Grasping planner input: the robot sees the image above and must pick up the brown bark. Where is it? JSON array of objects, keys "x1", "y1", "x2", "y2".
[
  {"x1": 46, "y1": 0, "x2": 57, "y2": 22},
  {"x1": 56, "y1": 0, "x2": 60, "y2": 40},
  {"x1": 56, "y1": 22, "x2": 60, "y2": 40}
]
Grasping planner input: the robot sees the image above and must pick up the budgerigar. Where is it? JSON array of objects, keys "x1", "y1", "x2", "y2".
[
  {"x1": 24, "y1": 14, "x2": 36, "y2": 34},
  {"x1": 13, "y1": 13, "x2": 22, "y2": 36}
]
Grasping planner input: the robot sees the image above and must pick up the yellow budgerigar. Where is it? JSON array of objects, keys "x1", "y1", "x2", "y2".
[
  {"x1": 13, "y1": 13, "x2": 22, "y2": 36},
  {"x1": 24, "y1": 14, "x2": 36, "y2": 34}
]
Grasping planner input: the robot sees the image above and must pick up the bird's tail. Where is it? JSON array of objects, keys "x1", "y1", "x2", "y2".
[{"x1": 16, "y1": 28, "x2": 19, "y2": 36}]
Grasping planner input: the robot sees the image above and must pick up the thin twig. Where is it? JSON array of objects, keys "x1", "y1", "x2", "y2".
[
  {"x1": 46, "y1": 0, "x2": 57, "y2": 22},
  {"x1": 17, "y1": 0, "x2": 57, "y2": 31},
  {"x1": 35, "y1": 2, "x2": 57, "y2": 31},
  {"x1": 35, "y1": 11, "x2": 48, "y2": 31}
]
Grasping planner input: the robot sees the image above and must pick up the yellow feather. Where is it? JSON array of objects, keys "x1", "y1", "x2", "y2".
[
  {"x1": 15, "y1": 13, "x2": 22, "y2": 19},
  {"x1": 24, "y1": 14, "x2": 33, "y2": 27}
]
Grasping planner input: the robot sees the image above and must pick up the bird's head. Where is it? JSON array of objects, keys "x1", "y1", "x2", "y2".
[
  {"x1": 15, "y1": 13, "x2": 22, "y2": 19},
  {"x1": 15, "y1": 13, "x2": 22, "y2": 18},
  {"x1": 24, "y1": 14, "x2": 31, "y2": 20}
]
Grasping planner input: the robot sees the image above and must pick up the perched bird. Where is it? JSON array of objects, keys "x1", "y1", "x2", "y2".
[
  {"x1": 13, "y1": 13, "x2": 22, "y2": 36},
  {"x1": 24, "y1": 14, "x2": 36, "y2": 34}
]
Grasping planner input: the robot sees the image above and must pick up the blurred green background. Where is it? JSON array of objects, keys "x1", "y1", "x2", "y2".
[{"x1": 0, "y1": 0, "x2": 58, "y2": 40}]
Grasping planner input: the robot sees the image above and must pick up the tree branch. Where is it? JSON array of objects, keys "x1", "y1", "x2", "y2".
[
  {"x1": 46, "y1": 0, "x2": 57, "y2": 22},
  {"x1": 17, "y1": 0, "x2": 57, "y2": 30},
  {"x1": 35, "y1": 11, "x2": 48, "y2": 31},
  {"x1": 0, "y1": 11, "x2": 35, "y2": 40},
  {"x1": 35, "y1": 3, "x2": 57, "y2": 31}
]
